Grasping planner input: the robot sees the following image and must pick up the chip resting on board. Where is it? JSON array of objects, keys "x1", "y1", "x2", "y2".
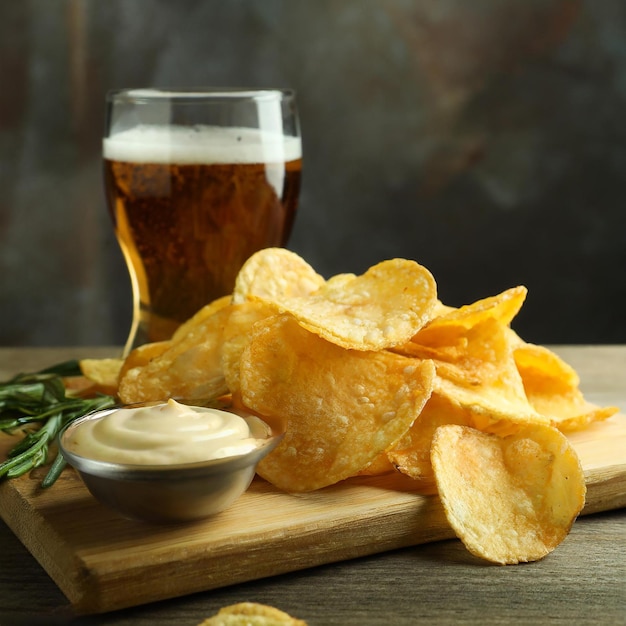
[
  {"x1": 431, "y1": 423, "x2": 586, "y2": 564},
  {"x1": 395, "y1": 315, "x2": 548, "y2": 438}
]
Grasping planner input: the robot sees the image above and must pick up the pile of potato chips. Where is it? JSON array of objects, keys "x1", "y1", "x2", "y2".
[{"x1": 80, "y1": 248, "x2": 618, "y2": 565}]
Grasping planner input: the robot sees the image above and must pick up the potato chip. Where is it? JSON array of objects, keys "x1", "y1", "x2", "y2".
[
  {"x1": 118, "y1": 305, "x2": 232, "y2": 403},
  {"x1": 431, "y1": 423, "x2": 586, "y2": 564},
  {"x1": 387, "y1": 316, "x2": 549, "y2": 486},
  {"x1": 514, "y1": 342, "x2": 619, "y2": 431},
  {"x1": 118, "y1": 340, "x2": 171, "y2": 382},
  {"x1": 221, "y1": 300, "x2": 277, "y2": 396},
  {"x1": 387, "y1": 392, "x2": 470, "y2": 489},
  {"x1": 420, "y1": 316, "x2": 547, "y2": 428},
  {"x1": 232, "y1": 247, "x2": 325, "y2": 305},
  {"x1": 171, "y1": 295, "x2": 232, "y2": 342},
  {"x1": 256, "y1": 259, "x2": 438, "y2": 351},
  {"x1": 240, "y1": 314, "x2": 436, "y2": 491},
  {"x1": 197, "y1": 602, "x2": 307, "y2": 626},
  {"x1": 427, "y1": 286, "x2": 526, "y2": 331},
  {"x1": 79, "y1": 358, "x2": 124, "y2": 395},
  {"x1": 396, "y1": 286, "x2": 527, "y2": 356}
]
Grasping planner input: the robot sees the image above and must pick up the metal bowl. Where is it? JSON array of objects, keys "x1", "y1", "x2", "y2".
[{"x1": 58, "y1": 401, "x2": 282, "y2": 524}]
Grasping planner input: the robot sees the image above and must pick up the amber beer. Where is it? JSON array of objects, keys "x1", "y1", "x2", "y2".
[{"x1": 104, "y1": 124, "x2": 302, "y2": 345}]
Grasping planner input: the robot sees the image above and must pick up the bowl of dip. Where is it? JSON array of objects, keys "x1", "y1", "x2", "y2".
[{"x1": 58, "y1": 398, "x2": 283, "y2": 523}]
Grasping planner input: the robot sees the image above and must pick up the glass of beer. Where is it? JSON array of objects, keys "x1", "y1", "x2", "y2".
[{"x1": 103, "y1": 88, "x2": 302, "y2": 355}]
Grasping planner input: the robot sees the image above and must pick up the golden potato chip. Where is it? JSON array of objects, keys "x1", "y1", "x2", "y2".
[
  {"x1": 428, "y1": 285, "x2": 526, "y2": 330},
  {"x1": 118, "y1": 341, "x2": 171, "y2": 382},
  {"x1": 514, "y1": 342, "x2": 619, "y2": 431},
  {"x1": 79, "y1": 358, "x2": 124, "y2": 395},
  {"x1": 221, "y1": 300, "x2": 277, "y2": 396},
  {"x1": 240, "y1": 314, "x2": 436, "y2": 491},
  {"x1": 257, "y1": 259, "x2": 438, "y2": 351},
  {"x1": 388, "y1": 317, "x2": 549, "y2": 486},
  {"x1": 550, "y1": 406, "x2": 619, "y2": 432},
  {"x1": 397, "y1": 286, "x2": 526, "y2": 356},
  {"x1": 388, "y1": 360, "x2": 548, "y2": 487},
  {"x1": 431, "y1": 425, "x2": 586, "y2": 564},
  {"x1": 232, "y1": 247, "x2": 325, "y2": 305},
  {"x1": 431, "y1": 423, "x2": 586, "y2": 564},
  {"x1": 118, "y1": 305, "x2": 232, "y2": 404},
  {"x1": 171, "y1": 295, "x2": 232, "y2": 342},
  {"x1": 421, "y1": 316, "x2": 547, "y2": 428},
  {"x1": 197, "y1": 602, "x2": 307, "y2": 626}
]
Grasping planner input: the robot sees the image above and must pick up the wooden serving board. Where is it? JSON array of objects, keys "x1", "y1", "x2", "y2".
[{"x1": 1, "y1": 409, "x2": 625, "y2": 615}]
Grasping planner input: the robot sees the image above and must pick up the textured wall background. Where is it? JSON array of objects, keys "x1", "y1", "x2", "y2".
[{"x1": 1, "y1": 0, "x2": 625, "y2": 347}]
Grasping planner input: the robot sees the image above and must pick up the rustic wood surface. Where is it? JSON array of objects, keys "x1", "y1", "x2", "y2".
[{"x1": 0, "y1": 346, "x2": 625, "y2": 626}]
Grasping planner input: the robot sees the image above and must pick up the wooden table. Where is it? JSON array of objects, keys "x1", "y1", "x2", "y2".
[{"x1": 0, "y1": 346, "x2": 624, "y2": 626}]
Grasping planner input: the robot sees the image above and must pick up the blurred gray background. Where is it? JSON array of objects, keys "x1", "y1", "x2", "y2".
[{"x1": 1, "y1": 0, "x2": 625, "y2": 347}]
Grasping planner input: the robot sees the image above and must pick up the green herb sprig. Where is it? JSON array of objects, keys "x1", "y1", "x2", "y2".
[{"x1": 0, "y1": 360, "x2": 116, "y2": 488}]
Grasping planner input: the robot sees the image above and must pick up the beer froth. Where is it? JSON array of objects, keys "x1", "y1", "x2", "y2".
[{"x1": 103, "y1": 125, "x2": 302, "y2": 165}]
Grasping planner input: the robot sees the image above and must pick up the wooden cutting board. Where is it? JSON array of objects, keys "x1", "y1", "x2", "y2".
[{"x1": 0, "y1": 407, "x2": 625, "y2": 616}]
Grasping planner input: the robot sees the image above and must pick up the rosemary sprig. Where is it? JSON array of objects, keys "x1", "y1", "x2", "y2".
[{"x1": 0, "y1": 360, "x2": 116, "y2": 488}]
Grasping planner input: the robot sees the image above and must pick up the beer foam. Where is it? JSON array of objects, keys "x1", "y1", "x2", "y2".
[{"x1": 103, "y1": 124, "x2": 302, "y2": 164}]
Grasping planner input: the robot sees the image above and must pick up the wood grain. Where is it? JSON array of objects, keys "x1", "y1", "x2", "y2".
[{"x1": 1, "y1": 407, "x2": 625, "y2": 615}]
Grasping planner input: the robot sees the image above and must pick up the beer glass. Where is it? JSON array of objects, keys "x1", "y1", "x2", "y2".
[{"x1": 103, "y1": 88, "x2": 302, "y2": 355}]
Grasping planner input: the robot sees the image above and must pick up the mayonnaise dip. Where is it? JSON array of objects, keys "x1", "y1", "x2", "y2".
[{"x1": 64, "y1": 399, "x2": 259, "y2": 465}]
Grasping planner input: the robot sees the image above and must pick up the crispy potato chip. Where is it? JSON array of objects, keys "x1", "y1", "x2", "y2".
[
  {"x1": 514, "y1": 342, "x2": 619, "y2": 431},
  {"x1": 396, "y1": 286, "x2": 527, "y2": 356},
  {"x1": 257, "y1": 259, "x2": 438, "y2": 351},
  {"x1": 417, "y1": 316, "x2": 547, "y2": 428},
  {"x1": 427, "y1": 286, "x2": 526, "y2": 331},
  {"x1": 240, "y1": 314, "x2": 435, "y2": 491},
  {"x1": 171, "y1": 295, "x2": 232, "y2": 342},
  {"x1": 387, "y1": 392, "x2": 470, "y2": 489},
  {"x1": 550, "y1": 406, "x2": 619, "y2": 432},
  {"x1": 221, "y1": 300, "x2": 277, "y2": 396},
  {"x1": 118, "y1": 341, "x2": 171, "y2": 382},
  {"x1": 197, "y1": 602, "x2": 307, "y2": 626},
  {"x1": 388, "y1": 317, "x2": 549, "y2": 486},
  {"x1": 118, "y1": 305, "x2": 232, "y2": 403},
  {"x1": 79, "y1": 358, "x2": 124, "y2": 395},
  {"x1": 431, "y1": 423, "x2": 586, "y2": 564},
  {"x1": 232, "y1": 247, "x2": 325, "y2": 305}
]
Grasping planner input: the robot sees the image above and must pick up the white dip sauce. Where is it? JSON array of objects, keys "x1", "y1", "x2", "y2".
[{"x1": 65, "y1": 399, "x2": 257, "y2": 465}]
